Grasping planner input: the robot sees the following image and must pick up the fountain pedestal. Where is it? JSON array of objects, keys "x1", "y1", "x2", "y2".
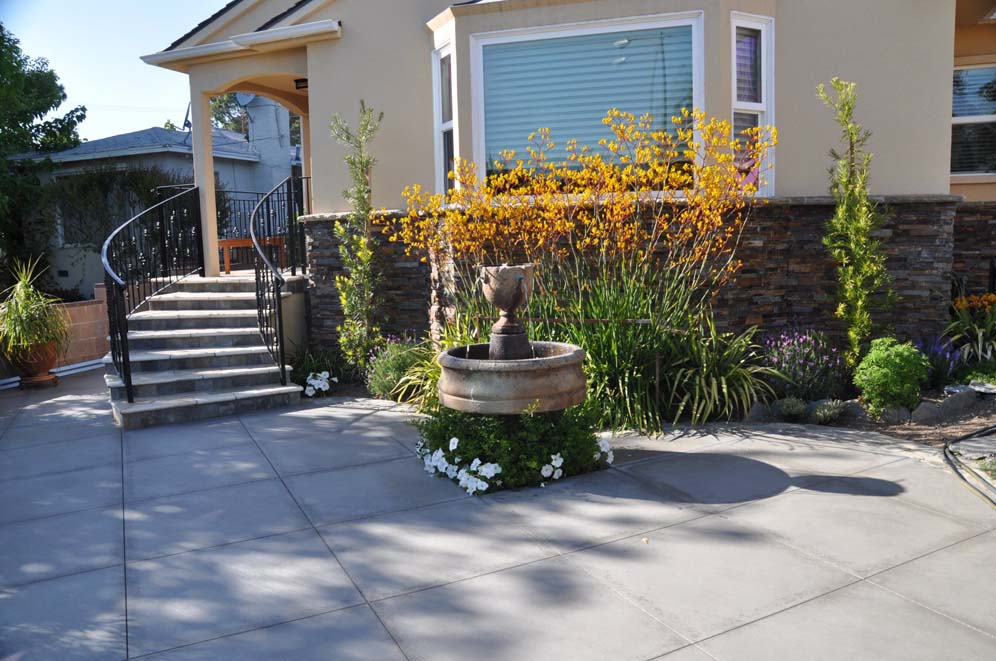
[{"x1": 437, "y1": 263, "x2": 587, "y2": 415}]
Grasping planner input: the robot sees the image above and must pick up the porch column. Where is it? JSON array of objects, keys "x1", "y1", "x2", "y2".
[
  {"x1": 189, "y1": 88, "x2": 220, "y2": 276},
  {"x1": 301, "y1": 115, "x2": 312, "y2": 179}
]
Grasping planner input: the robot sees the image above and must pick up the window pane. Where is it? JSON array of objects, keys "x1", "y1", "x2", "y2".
[
  {"x1": 735, "y1": 27, "x2": 761, "y2": 104},
  {"x1": 440, "y1": 54, "x2": 453, "y2": 124},
  {"x1": 482, "y1": 25, "x2": 694, "y2": 165},
  {"x1": 952, "y1": 122, "x2": 996, "y2": 173},
  {"x1": 733, "y1": 111, "x2": 759, "y2": 136},
  {"x1": 953, "y1": 66, "x2": 996, "y2": 118},
  {"x1": 442, "y1": 129, "x2": 455, "y2": 190}
]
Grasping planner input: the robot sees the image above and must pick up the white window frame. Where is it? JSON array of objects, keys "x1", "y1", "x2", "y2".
[
  {"x1": 952, "y1": 63, "x2": 996, "y2": 177},
  {"x1": 731, "y1": 11, "x2": 774, "y2": 196},
  {"x1": 469, "y1": 11, "x2": 705, "y2": 182},
  {"x1": 432, "y1": 41, "x2": 456, "y2": 194}
]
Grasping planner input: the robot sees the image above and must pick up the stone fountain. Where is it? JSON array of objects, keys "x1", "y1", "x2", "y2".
[{"x1": 438, "y1": 264, "x2": 586, "y2": 415}]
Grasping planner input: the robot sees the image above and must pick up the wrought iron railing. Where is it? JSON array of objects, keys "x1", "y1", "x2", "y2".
[
  {"x1": 101, "y1": 187, "x2": 204, "y2": 402},
  {"x1": 249, "y1": 176, "x2": 311, "y2": 384}
]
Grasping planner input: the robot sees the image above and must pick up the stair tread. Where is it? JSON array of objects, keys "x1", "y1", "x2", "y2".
[
  {"x1": 159, "y1": 275, "x2": 307, "y2": 285},
  {"x1": 105, "y1": 364, "x2": 291, "y2": 387},
  {"x1": 111, "y1": 384, "x2": 302, "y2": 414},
  {"x1": 151, "y1": 292, "x2": 279, "y2": 300},
  {"x1": 102, "y1": 345, "x2": 270, "y2": 363},
  {"x1": 126, "y1": 327, "x2": 265, "y2": 340},
  {"x1": 129, "y1": 309, "x2": 258, "y2": 319}
]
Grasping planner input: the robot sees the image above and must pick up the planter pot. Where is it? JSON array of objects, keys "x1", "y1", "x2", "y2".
[{"x1": 12, "y1": 341, "x2": 59, "y2": 388}]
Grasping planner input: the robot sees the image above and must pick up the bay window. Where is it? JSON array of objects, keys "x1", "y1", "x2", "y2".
[
  {"x1": 433, "y1": 44, "x2": 456, "y2": 192},
  {"x1": 952, "y1": 65, "x2": 996, "y2": 174},
  {"x1": 471, "y1": 13, "x2": 703, "y2": 176}
]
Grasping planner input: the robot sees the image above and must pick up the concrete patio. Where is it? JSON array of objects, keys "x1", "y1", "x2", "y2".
[{"x1": 1, "y1": 371, "x2": 995, "y2": 660}]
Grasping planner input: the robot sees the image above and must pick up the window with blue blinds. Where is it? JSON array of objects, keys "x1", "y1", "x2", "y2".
[
  {"x1": 951, "y1": 66, "x2": 996, "y2": 174},
  {"x1": 482, "y1": 25, "x2": 694, "y2": 166}
]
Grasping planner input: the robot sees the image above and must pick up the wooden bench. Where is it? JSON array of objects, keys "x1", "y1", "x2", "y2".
[{"x1": 218, "y1": 237, "x2": 285, "y2": 274}]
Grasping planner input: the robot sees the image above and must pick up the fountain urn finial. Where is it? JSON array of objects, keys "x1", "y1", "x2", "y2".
[{"x1": 481, "y1": 263, "x2": 534, "y2": 360}]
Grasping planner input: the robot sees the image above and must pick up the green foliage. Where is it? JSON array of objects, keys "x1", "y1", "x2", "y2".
[
  {"x1": 946, "y1": 303, "x2": 996, "y2": 364},
  {"x1": 664, "y1": 318, "x2": 780, "y2": 425},
  {"x1": 396, "y1": 314, "x2": 485, "y2": 413},
  {"x1": 810, "y1": 399, "x2": 846, "y2": 425},
  {"x1": 957, "y1": 360, "x2": 996, "y2": 386},
  {"x1": 979, "y1": 458, "x2": 996, "y2": 480},
  {"x1": 853, "y1": 337, "x2": 929, "y2": 418},
  {"x1": 817, "y1": 78, "x2": 893, "y2": 368},
  {"x1": 415, "y1": 405, "x2": 601, "y2": 493},
  {"x1": 366, "y1": 339, "x2": 422, "y2": 401},
  {"x1": 777, "y1": 397, "x2": 807, "y2": 422},
  {"x1": 0, "y1": 258, "x2": 70, "y2": 359},
  {"x1": 210, "y1": 93, "x2": 247, "y2": 137},
  {"x1": 330, "y1": 101, "x2": 384, "y2": 372},
  {"x1": 290, "y1": 345, "x2": 346, "y2": 388},
  {"x1": 0, "y1": 23, "x2": 86, "y2": 278}
]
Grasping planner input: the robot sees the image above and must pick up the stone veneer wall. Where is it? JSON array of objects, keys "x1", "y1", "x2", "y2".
[
  {"x1": 302, "y1": 196, "x2": 961, "y2": 348},
  {"x1": 301, "y1": 213, "x2": 432, "y2": 350},
  {"x1": 716, "y1": 195, "x2": 959, "y2": 339},
  {"x1": 952, "y1": 201, "x2": 996, "y2": 294}
]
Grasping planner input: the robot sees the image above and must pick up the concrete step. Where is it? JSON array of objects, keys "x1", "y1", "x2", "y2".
[
  {"x1": 161, "y1": 275, "x2": 308, "y2": 294},
  {"x1": 126, "y1": 309, "x2": 259, "y2": 331},
  {"x1": 124, "y1": 327, "x2": 269, "y2": 350},
  {"x1": 111, "y1": 384, "x2": 302, "y2": 429},
  {"x1": 105, "y1": 364, "x2": 291, "y2": 400},
  {"x1": 102, "y1": 346, "x2": 273, "y2": 372},
  {"x1": 146, "y1": 292, "x2": 273, "y2": 311}
]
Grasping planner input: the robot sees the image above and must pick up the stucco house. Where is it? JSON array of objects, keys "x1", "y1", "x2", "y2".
[{"x1": 97, "y1": 0, "x2": 996, "y2": 425}]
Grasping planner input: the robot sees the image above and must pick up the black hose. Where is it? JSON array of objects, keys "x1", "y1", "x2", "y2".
[{"x1": 943, "y1": 423, "x2": 996, "y2": 510}]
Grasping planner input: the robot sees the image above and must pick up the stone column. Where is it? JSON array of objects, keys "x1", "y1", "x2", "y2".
[{"x1": 189, "y1": 87, "x2": 220, "y2": 277}]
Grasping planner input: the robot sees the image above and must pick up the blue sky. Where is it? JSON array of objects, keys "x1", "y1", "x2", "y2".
[{"x1": 1, "y1": 0, "x2": 230, "y2": 141}]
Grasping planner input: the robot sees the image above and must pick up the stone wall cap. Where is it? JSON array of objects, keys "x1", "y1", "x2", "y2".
[
  {"x1": 300, "y1": 210, "x2": 405, "y2": 223},
  {"x1": 759, "y1": 194, "x2": 964, "y2": 206}
]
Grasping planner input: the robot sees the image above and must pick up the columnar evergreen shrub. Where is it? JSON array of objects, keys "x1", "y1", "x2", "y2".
[
  {"x1": 817, "y1": 78, "x2": 893, "y2": 368},
  {"x1": 330, "y1": 102, "x2": 384, "y2": 373}
]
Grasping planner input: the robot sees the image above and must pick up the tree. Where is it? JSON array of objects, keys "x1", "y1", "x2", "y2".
[
  {"x1": 817, "y1": 78, "x2": 893, "y2": 368},
  {"x1": 210, "y1": 93, "x2": 247, "y2": 137},
  {"x1": 0, "y1": 22, "x2": 86, "y2": 280},
  {"x1": 330, "y1": 101, "x2": 384, "y2": 373}
]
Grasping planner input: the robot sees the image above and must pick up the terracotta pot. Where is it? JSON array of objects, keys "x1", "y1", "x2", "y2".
[{"x1": 12, "y1": 341, "x2": 59, "y2": 388}]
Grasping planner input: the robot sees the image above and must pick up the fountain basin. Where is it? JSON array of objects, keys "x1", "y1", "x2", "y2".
[{"x1": 438, "y1": 342, "x2": 586, "y2": 415}]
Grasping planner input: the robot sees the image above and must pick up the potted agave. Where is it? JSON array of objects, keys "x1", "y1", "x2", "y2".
[{"x1": 0, "y1": 259, "x2": 70, "y2": 388}]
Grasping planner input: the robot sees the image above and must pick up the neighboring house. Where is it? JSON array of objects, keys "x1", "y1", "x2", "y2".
[{"x1": 23, "y1": 95, "x2": 299, "y2": 297}]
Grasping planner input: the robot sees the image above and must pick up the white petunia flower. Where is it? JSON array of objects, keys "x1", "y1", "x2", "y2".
[
  {"x1": 305, "y1": 386, "x2": 316, "y2": 397},
  {"x1": 320, "y1": 371, "x2": 330, "y2": 378},
  {"x1": 606, "y1": 450, "x2": 614, "y2": 465},
  {"x1": 470, "y1": 458, "x2": 482, "y2": 472},
  {"x1": 593, "y1": 452, "x2": 602, "y2": 461},
  {"x1": 551, "y1": 453, "x2": 564, "y2": 469},
  {"x1": 449, "y1": 437, "x2": 459, "y2": 451},
  {"x1": 540, "y1": 464, "x2": 554, "y2": 478},
  {"x1": 476, "y1": 478, "x2": 489, "y2": 492},
  {"x1": 446, "y1": 465, "x2": 458, "y2": 479},
  {"x1": 553, "y1": 468, "x2": 563, "y2": 480},
  {"x1": 598, "y1": 438, "x2": 611, "y2": 453},
  {"x1": 331, "y1": 376, "x2": 339, "y2": 383},
  {"x1": 478, "y1": 463, "x2": 501, "y2": 479}
]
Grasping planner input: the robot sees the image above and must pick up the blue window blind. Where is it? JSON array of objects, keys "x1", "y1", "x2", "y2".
[
  {"x1": 482, "y1": 25, "x2": 694, "y2": 166},
  {"x1": 735, "y1": 27, "x2": 761, "y2": 103},
  {"x1": 953, "y1": 66, "x2": 996, "y2": 118}
]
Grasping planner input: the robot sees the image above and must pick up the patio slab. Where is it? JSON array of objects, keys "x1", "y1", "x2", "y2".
[
  {"x1": 2, "y1": 371, "x2": 995, "y2": 659},
  {"x1": 126, "y1": 529, "x2": 363, "y2": 656},
  {"x1": 0, "y1": 566, "x2": 126, "y2": 661}
]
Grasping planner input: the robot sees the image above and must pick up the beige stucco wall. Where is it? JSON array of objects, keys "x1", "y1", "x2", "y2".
[{"x1": 165, "y1": 0, "x2": 960, "y2": 212}]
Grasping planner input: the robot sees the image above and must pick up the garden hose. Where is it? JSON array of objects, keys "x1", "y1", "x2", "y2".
[{"x1": 943, "y1": 423, "x2": 996, "y2": 511}]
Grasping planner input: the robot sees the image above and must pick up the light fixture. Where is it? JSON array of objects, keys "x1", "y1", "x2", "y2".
[{"x1": 294, "y1": 78, "x2": 309, "y2": 90}]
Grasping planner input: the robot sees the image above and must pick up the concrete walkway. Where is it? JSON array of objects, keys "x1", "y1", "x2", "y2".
[{"x1": 1, "y1": 371, "x2": 995, "y2": 660}]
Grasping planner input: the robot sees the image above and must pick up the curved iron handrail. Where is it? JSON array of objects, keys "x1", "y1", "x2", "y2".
[
  {"x1": 101, "y1": 186, "x2": 204, "y2": 402},
  {"x1": 248, "y1": 176, "x2": 310, "y2": 385}
]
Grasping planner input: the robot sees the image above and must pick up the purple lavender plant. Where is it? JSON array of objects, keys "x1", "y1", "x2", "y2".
[
  {"x1": 762, "y1": 329, "x2": 848, "y2": 401},
  {"x1": 913, "y1": 336, "x2": 961, "y2": 391}
]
